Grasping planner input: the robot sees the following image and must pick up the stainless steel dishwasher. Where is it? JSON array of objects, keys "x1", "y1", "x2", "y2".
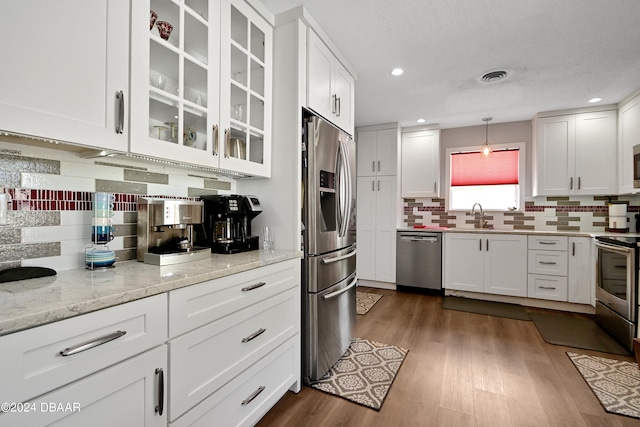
[{"x1": 396, "y1": 230, "x2": 442, "y2": 290}]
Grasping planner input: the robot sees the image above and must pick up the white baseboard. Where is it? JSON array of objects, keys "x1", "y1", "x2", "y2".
[
  {"x1": 357, "y1": 279, "x2": 396, "y2": 290},
  {"x1": 444, "y1": 289, "x2": 596, "y2": 315}
]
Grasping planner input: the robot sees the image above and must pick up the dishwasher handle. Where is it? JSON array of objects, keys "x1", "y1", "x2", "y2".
[{"x1": 400, "y1": 234, "x2": 440, "y2": 242}]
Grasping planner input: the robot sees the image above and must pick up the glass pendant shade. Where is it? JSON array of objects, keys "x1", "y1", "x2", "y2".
[{"x1": 481, "y1": 117, "x2": 492, "y2": 157}]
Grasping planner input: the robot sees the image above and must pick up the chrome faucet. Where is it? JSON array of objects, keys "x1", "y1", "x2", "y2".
[{"x1": 470, "y1": 203, "x2": 488, "y2": 228}]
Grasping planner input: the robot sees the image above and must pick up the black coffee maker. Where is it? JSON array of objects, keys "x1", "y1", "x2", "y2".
[{"x1": 198, "y1": 195, "x2": 262, "y2": 254}]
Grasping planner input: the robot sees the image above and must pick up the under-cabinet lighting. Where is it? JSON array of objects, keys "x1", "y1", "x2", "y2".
[
  {"x1": 391, "y1": 68, "x2": 404, "y2": 76},
  {"x1": 588, "y1": 97, "x2": 602, "y2": 103}
]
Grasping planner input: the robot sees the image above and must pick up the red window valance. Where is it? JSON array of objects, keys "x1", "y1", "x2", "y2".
[{"x1": 451, "y1": 149, "x2": 519, "y2": 186}]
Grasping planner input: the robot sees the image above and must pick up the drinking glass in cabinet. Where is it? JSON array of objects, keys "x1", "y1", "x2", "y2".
[{"x1": 150, "y1": 0, "x2": 180, "y2": 47}]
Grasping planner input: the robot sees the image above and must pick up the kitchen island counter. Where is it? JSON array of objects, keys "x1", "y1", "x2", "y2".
[{"x1": 0, "y1": 250, "x2": 302, "y2": 336}]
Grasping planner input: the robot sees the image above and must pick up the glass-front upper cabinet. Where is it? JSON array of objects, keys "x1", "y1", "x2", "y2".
[
  {"x1": 130, "y1": 0, "x2": 271, "y2": 176},
  {"x1": 219, "y1": 0, "x2": 272, "y2": 177},
  {"x1": 130, "y1": 0, "x2": 220, "y2": 169}
]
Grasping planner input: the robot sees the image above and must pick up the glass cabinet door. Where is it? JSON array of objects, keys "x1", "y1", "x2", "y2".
[
  {"x1": 222, "y1": 0, "x2": 271, "y2": 177},
  {"x1": 149, "y1": 0, "x2": 209, "y2": 150},
  {"x1": 131, "y1": 0, "x2": 218, "y2": 168}
]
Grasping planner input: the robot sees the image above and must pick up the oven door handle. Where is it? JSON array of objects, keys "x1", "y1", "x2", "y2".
[{"x1": 595, "y1": 241, "x2": 634, "y2": 255}]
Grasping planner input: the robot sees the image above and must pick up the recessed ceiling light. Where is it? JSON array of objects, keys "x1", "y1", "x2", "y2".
[
  {"x1": 417, "y1": 118, "x2": 426, "y2": 123},
  {"x1": 391, "y1": 68, "x2": 404, "y2": 76},
  {"x1": 588, "y1": 97, "x2": 602, "y2": 103}
]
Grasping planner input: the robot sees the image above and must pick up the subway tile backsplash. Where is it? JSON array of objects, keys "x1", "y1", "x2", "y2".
[
  {"x1": 0, "y1": 138, "x2": 235, "y2": 272},
  {"x1": 403, "y1": 195, "x2": 640, "y2": 232}
]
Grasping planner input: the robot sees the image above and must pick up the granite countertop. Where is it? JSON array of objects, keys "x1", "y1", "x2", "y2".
[
  {"x1": 0, "y1": 249, "x2": 302, "y2": 337},
  {"x1": 397, "y1": 226, "x2": 640, "y2": 238}
]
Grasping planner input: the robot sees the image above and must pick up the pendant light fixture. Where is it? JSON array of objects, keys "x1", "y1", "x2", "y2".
[{"x1": 481, "y1": 117, "x2": 493, "y2": 157}]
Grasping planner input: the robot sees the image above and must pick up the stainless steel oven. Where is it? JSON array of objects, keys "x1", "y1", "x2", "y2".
[{"x1": 594, "y1": 236, "x2": 638, "y2": 351}]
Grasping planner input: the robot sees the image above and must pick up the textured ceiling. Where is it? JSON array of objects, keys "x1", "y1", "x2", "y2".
[{"x1": 260, "y1": 0, "x2": 640, "y2": 129}]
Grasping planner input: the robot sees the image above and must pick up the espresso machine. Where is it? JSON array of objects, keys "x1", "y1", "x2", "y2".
[
  {"x1": 137, "y1": 197, "x2": 210, "y2": 265},
  {"x1": 198, "y1": 195, "x2": 262, "y2": 254}
]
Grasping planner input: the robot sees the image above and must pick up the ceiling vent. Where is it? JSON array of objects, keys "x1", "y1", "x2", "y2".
[{"x1": 477, "y1": 69, "x2": 512, "y2": 83}]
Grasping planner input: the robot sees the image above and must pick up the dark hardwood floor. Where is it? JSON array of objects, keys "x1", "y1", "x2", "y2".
[{"x1": 257, "y1": 287, "x2": 640, "y2": 427}]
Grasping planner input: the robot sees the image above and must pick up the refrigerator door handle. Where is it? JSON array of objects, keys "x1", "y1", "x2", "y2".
[
  {"x1": 321, "y1": 248, "x2": 357, "y2": 264},
  {"x1": 322, "y1": 275, "x2": 358, "y2": 300},
  {"x1": 336, "y1": 140, "x2": 352, "y2": 237}
]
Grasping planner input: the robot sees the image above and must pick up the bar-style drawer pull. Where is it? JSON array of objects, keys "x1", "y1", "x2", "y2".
[
  {"x1": 155, "y1": 368, "x2": 164, "y2": 416},
  {"x1": 539, "y1": 261, "x2": 557, "y2": 265},
  {"x1": 242, "y1": 328, "x2": 266, "y2": 343},
  {"x1": 241, "y1": 385, "x2": 265, "y2": 406},
  {"x1": 539, "y1": 241, "x2": 557, "y2": 245},
  {"x1": 60, "y1": 330, "x2": 127, "y2": 357},
  {"x1": 241, "y1": 282, "x2": 266, "y2": 292},
  {"x1": 539, "y1": 286, "x2": 556, "y2": 290}
]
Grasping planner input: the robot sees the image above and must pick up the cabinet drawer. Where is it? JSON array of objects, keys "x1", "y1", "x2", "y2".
[
  {"x1": 528, "y1": 250, "x2": 568, "y2": 276},
  {"x1": 169, "y1": 335, "x2": 298, "y2": 427},
  {"x1": 528, "y1": 274, "x2": 568, "y2": 301},
  {"x1": 0, "y1": 345, "x2": 167, "y2": 427},
  {"x1": 169, "y1": 260, "x2": 299, "y2": 338},
  {"x1": 0, "y1": 294, "x2": 167, "y2": 405},
  {"x1": 528, "y1": 235, "x2": 568, "y2": 251},
  {"x1": 168, "y1": 288, "x2": 298, "y2": 421}
]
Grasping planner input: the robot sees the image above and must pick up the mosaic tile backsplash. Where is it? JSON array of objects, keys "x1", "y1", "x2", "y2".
[
  {"x1": 0, "y1": 140, "x2": 234, "y2": 272},
  {"x1": 403, "y1": 196, "x2": 640, "y2": 231}
]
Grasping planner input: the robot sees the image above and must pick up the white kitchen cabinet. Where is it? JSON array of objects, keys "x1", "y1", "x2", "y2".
[
  {"x1": 308, "y1": 30, "x2": 355, "y2": 135},
  {"x1": 527, "y1": 235, "x2": 569, "y2": 302},
  {"x1": 357, "y1": 127, "x2": 398, "y2": 177},
  {"x1": 356, "y1": 175, "x2": 397, "y2": 284},
  {"x1": 0, "y1": 294, "x2": 167, "y2": 407},
  {"x1": 533, "y1": 110, "x2": 617, "y2": 196},
  {"x1": 444, "y1": 233, "x2": 527, "y2": 297},
  {"x1": 0, "y1": 345, "x2": 167, "y2": 427},
  {"x1": 0, "y1": 1, "x2": 130, "y2": 152},
  {"x1": 169, "y1": 336, "x2": 298, "y2": 427},
  {"x1": 567, "y1": 237, "x2": 593, "y2": 305},
  {"x1": 618, "y1": 92, "x2": 640, "y2": 194},
  {"x1": 130, "y1": 0, "x2": 272, "y2": 177},
  {"x1": 401, "y1": 129, "x2": 440, "y2": 198},
  {"x1": 167, "y1": 259, "x2": 300, "y2": 423}
]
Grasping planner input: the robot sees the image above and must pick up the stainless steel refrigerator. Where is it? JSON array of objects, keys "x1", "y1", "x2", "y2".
[{"x1": 302, "y1": 110, "x2": 357, "y2": 383}]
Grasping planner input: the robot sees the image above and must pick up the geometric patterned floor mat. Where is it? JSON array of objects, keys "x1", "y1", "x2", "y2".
[
  {"x1": 356, "y1": 292, "x2": 383, "y2": 315},
  {"x1": 310, "y1": 337, "x2": 408, "y2": 410},
  {"x1": 567, "y1": 351, "x2": 640, "y2": 419}
]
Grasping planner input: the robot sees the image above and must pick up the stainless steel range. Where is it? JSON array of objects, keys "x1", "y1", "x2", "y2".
[{"x1": 594, "y1": 235, "x2": 638, "y2": 351}]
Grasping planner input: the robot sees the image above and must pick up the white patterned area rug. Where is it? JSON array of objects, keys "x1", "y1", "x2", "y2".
[
  {"x1": 567, "y1": 351, "x2": 640, "y2": 419},
  {"x1": 310, "y1": 337, "x2": 408, "y2": 411},
  {"x1": 356, "y1": 292, "x2": 382, "y2": 315}
]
